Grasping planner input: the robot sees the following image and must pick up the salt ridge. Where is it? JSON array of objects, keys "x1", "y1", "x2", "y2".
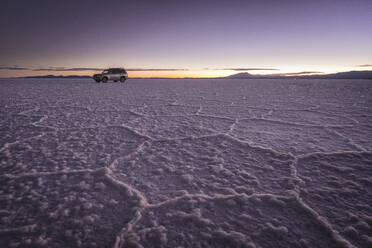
[{"x1": 0, "y1": 78, "x2": 371, "y2": 247}]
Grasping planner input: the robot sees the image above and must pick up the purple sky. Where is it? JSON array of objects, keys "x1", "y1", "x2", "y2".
[{"x1": 1, "y1": 0, "x2": 372, "y2": 77}]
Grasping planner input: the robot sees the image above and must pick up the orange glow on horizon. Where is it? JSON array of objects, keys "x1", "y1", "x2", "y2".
[
  {"x1": 0, "y1": 65, "x2": 370, "y2": 78},
  {"x1": 0, "y1": 69, "x2": 230, "y2": 78}
]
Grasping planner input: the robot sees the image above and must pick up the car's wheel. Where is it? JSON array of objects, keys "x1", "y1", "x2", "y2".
[
  {"x1": 102, "y1": 77, "x2": 108, "y2": 83},
  {"x1": 120, "y1": 76, "x2": 126, "y2": 83},
  {"x1": 95, "y1": 79, "x2": 101, "y2": 83}
]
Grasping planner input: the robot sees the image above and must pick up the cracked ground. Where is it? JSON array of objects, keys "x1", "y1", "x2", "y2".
[{"x1": 1, "y1": 78, "x2": 372, "y2": 248}]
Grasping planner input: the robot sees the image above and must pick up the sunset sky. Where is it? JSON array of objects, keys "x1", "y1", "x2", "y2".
[{"x1": 1, "y1": 0, "x2": 372, "y2": 78}]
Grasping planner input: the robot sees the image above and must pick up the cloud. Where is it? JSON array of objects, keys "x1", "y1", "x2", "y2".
[
  {"x1": 0, "y1": 66, "x2": 189, "y2": 72},
  {"x1": 0, "y1": 66, "x2": 29, "y2": 70},
  {"x1": 36, "y1": 67, "x2": 190, "y2": 72},
  {"x1": 33, "y1": 67, "x2": 103, "y2": 71},
  {"x1": 355, "y1": 64, "x2": 372, "y2": 67},
  {"x1": 214, "y1": 68, "x2": 279, "y2": 71},
  {"x1": 0, "y1": 66, "x2": 102, "y2": 71},
  {"x1": 278, "y1": 71, "x2": 321, "y2": 76}
]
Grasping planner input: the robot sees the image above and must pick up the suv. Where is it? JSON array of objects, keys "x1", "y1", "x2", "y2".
[{"x1": 93, "y1": 68, "x2": 128, "y2": 83}]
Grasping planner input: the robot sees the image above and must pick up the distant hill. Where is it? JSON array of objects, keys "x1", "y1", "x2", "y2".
[
  {"x1": 224, "y1": 70, "x2": 372, "y2": 79},
  {"x1": 304, "y1": 70, "x2": 372, "y2": 79},
  {"x1": 225, "y1": 72, "x2": 258, "y2": 79}
]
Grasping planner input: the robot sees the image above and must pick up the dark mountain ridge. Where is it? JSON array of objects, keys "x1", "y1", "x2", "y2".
[{"x1": 224, "y1": 70, "x2": 372, "y2": 79}]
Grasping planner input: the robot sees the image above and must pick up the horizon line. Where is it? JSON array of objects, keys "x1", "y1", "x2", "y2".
[{"x1": 2, "y1": 69, "x2": 372, "y2": 80}]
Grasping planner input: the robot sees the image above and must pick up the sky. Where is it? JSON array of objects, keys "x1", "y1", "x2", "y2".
[{"x1": 1, "y1": 0, "x2": 372, "y2": 78}]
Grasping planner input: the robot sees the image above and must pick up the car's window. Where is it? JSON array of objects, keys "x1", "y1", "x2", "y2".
[
  {"x1": 103, "y1": 70, "x2": 109, "y2": 74},
  {"x1": 107, "y1": 68, "x2": 125, "y2": 74}
]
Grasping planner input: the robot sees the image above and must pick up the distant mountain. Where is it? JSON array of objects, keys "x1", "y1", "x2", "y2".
[
  {"x1": 303, "y1": 70, "x2": 372, "y2": 79},
  {"x1": 225, "y1": 72, "x2": 258, "y2": 79},
  {"x1": 224, "y1": 70, "x2": 372, "y2": 79},
  {"x1": 21, "y1": 75, "x2": 91, "y2": 79}
]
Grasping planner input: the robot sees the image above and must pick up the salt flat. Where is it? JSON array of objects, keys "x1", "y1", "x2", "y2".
[{"x1": 0, "y1": 78, "x2": 371, "y2": 248}]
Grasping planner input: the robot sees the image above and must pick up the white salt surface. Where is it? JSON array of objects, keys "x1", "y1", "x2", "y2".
[{"x1": 0, "y1": 78, "x2": 371, "y2": 247}]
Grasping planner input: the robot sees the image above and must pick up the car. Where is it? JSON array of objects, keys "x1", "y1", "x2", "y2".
[{"x1": 93, "y1": 68, "x2": 128, "y2": 83}]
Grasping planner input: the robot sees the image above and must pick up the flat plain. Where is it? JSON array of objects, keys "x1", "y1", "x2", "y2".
[{"x1": 1, "y1": 78, "x2": 371, "y2": 248}]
